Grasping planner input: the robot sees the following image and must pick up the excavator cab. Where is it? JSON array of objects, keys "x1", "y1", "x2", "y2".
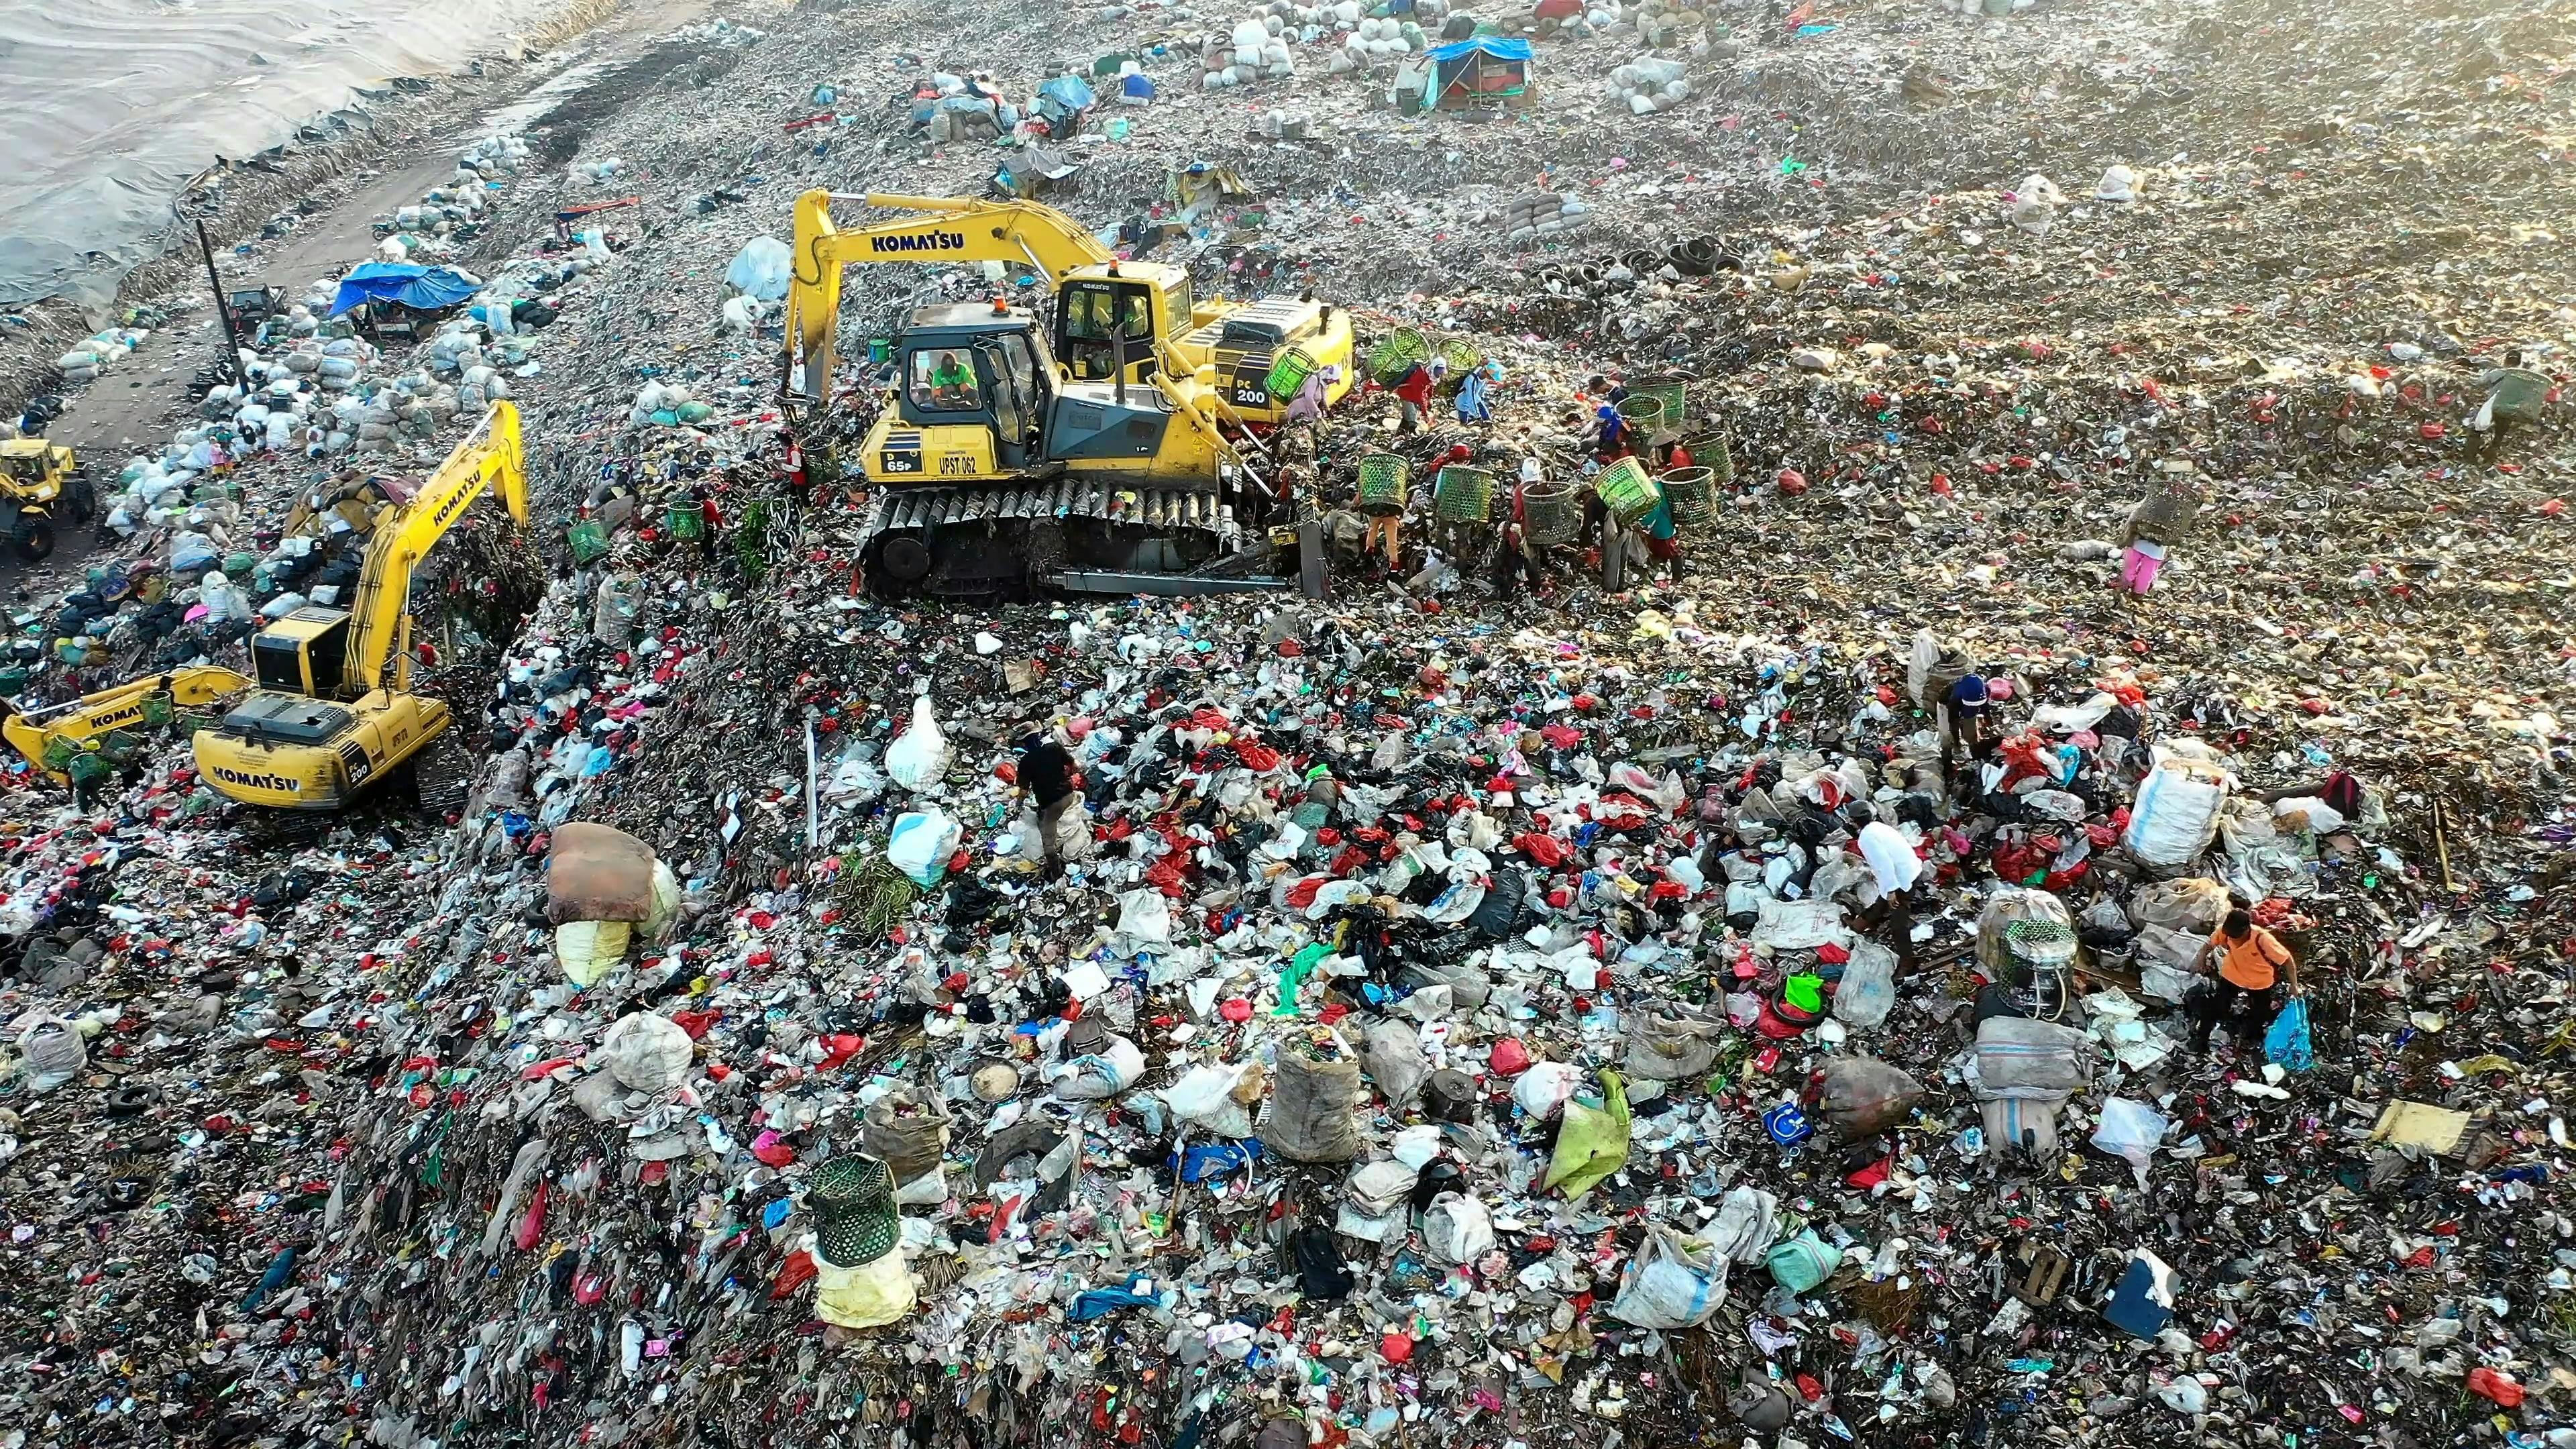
[
  {"x1": 1055, "y1": 270, "x2": 1187, "y2": 384},
  {"x1": 248, "y1": 608, "x2": 354, "y2": 697}
]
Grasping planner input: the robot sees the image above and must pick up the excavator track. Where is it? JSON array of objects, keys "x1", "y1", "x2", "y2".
[
  {"x1": 859, "y1": 480, "x2": 1291, "y2": 598},
  {"x1": 410, "y1": 733, "x2": 470, "y2": 817}
]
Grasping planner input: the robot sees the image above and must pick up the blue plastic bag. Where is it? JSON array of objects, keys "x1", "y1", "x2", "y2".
[{"x1": 2264, "y1": 997, "x2": 2315, "y2": 1072}]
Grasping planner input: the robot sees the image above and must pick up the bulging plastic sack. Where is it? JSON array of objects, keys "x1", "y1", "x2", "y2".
[
  {"x1": 1764, "y1": 1229, "x2": 1842, "y2": 1295},
  {"x1": 1982, "y1": 1095, "x2": 2063, "y2": 1160},
  {"x1": 1831, "y1": 938, "x2": 1898, "y2": 1029},
  {"x1": 885, "y1": 696, "x2": 951, "y2": 792},
  {"x1": 1611, "y1": 1224, "x2": 1726, "y2": 1328},
  {"x1": 1972, "y1": 1016, "x2": 2099, "y2": 1100},
  {"x1": 1267, "y1": 1034, "x2": 1364, "y2": 1162},
  {"x1": 724, "y1": 236, "x2": 794, "y2": 301},
  {"x1": 15, "y1": 1015, "x2": 86, "y2": 1092},
  {"x1": 1422, "y1": 1191, "x2": 1494, "y2": 1265},
  {"x1": 598, "y1": 1011, "x2": 693, "y2": 1093},
  {"x1": 1815, "y1": 1055, "x2": 1924, "y2": 1140},
  {"x1": 886, "y1": 809, "x2": 961, "y2": 888},
  {"x1": 2125, "y1": 745, "x2": 2232, "y2": 869},
  {"x1": 2094, "y1": 164, "x2": 2139, "y2": 202}
]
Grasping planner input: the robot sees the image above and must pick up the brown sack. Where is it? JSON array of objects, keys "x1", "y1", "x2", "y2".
[{"x1": 547, "y1": 822, "x2": 658, "y2": 925}]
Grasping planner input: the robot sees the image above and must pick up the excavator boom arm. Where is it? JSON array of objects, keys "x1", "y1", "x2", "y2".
[
  {"x1": 789, "y1": 189, "x2": 1115, "y2": 402},
  {"x1": 3, "y1": 665, "x2": 254, "y2": 781},
  {"x1": 343, "y1": 400, "x2": 529, "y2": 693}
]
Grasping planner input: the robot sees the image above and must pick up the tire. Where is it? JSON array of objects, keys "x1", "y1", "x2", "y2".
[
  {"x1": 14, "y1": 519, "x2": 55, "y2": 562},
  {"x1": 66, "y1": 478, "x2": 95, "y2": 525}
]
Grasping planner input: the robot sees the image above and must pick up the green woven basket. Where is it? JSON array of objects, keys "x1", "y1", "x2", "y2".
[
  {"x1": 1434, "y1": 465, "x2": 1494, "y2": 523},
  {"x1": 807, "y1": 1155, "x2": 901, "y2": 1269},
  {"x1": 1357, "y1": 453, "x2": 1410, "y2": 506}
]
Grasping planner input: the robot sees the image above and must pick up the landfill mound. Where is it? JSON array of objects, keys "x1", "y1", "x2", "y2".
[{"x1": 1, "y1": 0, "x2": 2573, "y2": 1447}]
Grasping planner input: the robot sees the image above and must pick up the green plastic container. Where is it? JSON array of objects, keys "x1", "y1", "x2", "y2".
[
  {"x1": 568, "y1": 519, "x2": 609, "y2": 564},
  {"x1": 1265, "y1": 347, "x2": 1318, "y2": 400},
  {"x1": 1434, "y1": 466, "x2": 1494, "y2": 523},
  {"x1": 665, "y1": 499, "x2": 706, "y2": 541},
  {"x1": 1593, "y1": 457, "x2": 1662, "y2": 528},
  {"x1": 1615, "y1": 394, "x2": 1666, "y2": 437},
  {"x1": 1356, "y1": 453, "x2": 1410, "y2": 507}
]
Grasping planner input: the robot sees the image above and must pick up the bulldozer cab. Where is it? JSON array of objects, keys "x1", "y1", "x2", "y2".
[
  {"x1": 250, "y1": 608, "x2": 354, "y2": 698},
  {"x1": 1054, "y1": 268, "x2": 1190, "y2": 383},
  {"x1": 891, "y1": 307, "x2": 1057, "y2": 474}
]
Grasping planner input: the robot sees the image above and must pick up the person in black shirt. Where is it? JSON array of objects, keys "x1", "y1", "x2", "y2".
[{"x1": 1016, "y1": 726, "x2": 1087, "y2": 873}]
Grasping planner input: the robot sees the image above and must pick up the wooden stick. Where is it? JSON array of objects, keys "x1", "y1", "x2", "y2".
[{"x1": 2432, "y1": 796, "x2": 2457, "y2": 892}]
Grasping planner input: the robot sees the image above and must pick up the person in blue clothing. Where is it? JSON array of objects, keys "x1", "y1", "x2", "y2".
[{"x1": 1456, "y1": 360, "x2": 1497, "y2": 424}]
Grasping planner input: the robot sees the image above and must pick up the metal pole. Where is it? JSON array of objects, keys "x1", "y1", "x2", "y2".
[{"x1": 197, "y1": 221, "x2": 245, "y2": 386}]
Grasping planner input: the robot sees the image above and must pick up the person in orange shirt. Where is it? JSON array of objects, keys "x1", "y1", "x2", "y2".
[{"x1": 2188, "y1": 908, "x2": 2299, "y2": 1052}]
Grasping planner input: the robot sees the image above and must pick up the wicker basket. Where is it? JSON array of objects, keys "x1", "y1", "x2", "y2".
[
  {"x1": 1434, "y1": 466, "x2": 1495, "y2": 523},
  {"x1": 1366, "y1": 329, "x2": 1430, "y2": 385},
  {"x1": 1660, "y1": 466, "x2": 1715, "y2": 522},
  {"x1": 1524, "y1": 482, "x2": 1581, "y2": 544},
  {"x1": 1357, "y1": 453, "x2": 1411, "y2": 508},
  {"x1": 1636, "y1": 374, "x2": 1689, "y2": 430}
]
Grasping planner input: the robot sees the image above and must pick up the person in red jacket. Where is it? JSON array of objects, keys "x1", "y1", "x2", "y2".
[
  {"x1": 1390, "y1": 362, "x2": 1436, "y2": 434},
  {"x1": 690, "y1": 482, "x2": 724, "y2": 562}
]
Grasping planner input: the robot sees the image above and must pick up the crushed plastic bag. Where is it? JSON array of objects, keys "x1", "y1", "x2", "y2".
[
  {"x1": 2089, "y1": 1097, "x2": 2169, "y2": 1187},
  {"x1": 1544, "y1": 1071, "x2": 1631, "y2": 1198},
  {"x1": 1623, "y1": 1004, "x2": 1721, "y2": 1081},
  {"x1": 2264, "y1": 997, "x2": 2316, "y2": 1072},
  {"x1": 1421, "y1": 1191, "x2": 1494, "y2": 1265},
  {"x1": 1610, "y1": 1224, "x2": 1726, "y2": 1328},
  {"x1": 1051, "y1": 1034, "x2": 1145, "y2": 1101},
  {"x1": 1163, "y1": 1061, "x2": 1263, "y2": 1138}
]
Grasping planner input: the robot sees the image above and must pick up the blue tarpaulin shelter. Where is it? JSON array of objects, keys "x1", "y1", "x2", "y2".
[
  {"x1": 1426, "y1": 36, "x2": 1534, "y2": 109},
  {"x1": 329, "y1": 263, "x2": 481, "y2": 317}
]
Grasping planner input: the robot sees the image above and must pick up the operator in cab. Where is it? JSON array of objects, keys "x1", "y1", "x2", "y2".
[{"x1": 928, "y1": 351, "x2": 980, "y2": 407}]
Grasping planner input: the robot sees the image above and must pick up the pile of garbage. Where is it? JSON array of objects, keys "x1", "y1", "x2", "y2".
[{"x1": 0, "y1": 0, "x2": 2569, "y2": 1447}]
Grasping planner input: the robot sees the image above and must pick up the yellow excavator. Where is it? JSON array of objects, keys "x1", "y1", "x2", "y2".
[
  {"x1": 189, "y1": 400, "x2": 529, "y2": 812},
  {"x1": 786, "y1": 191, "x2": 1335, "y2": 598},
  {"x1": 788, "y1": 191, "x2": 1355, "y2": 423},
  {"x1": 4, "y1": 666, "x2": 253, "y2": 788}
]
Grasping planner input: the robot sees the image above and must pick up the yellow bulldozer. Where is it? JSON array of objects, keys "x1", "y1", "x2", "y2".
[
  {"x1": 785, "y1": 190, "x2": 1342, "y2": 598},
  {"x1": 189, "y1": 400, "x2": 530, "y2": 812}
]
